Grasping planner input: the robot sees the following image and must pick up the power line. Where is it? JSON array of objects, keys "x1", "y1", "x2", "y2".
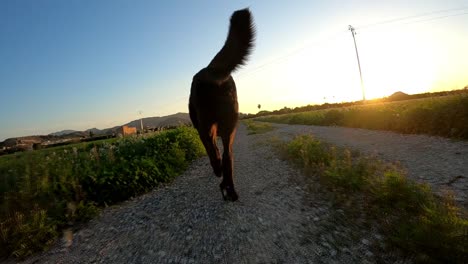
[
  {"x1": 401, "y1": 11, "x2": 468, "y2": 26},
  {"x1": 356, "y1": 6, "x2": 468, "y2": 30},
  {"x1": 237, "y1": 30, "x2": 348, "y2": 79}
]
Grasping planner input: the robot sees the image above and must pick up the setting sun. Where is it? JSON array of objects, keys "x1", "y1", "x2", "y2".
[{"x1": 236, "y1": 8, "x2": 468, "y2": 114}]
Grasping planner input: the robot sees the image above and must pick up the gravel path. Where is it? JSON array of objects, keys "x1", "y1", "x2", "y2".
[
  {"x1": 17, "y1": 122, "x2": 467, "y2": 264},
  {"x1": 270, "y1": 124, "x2": 468, "y2": 208}
]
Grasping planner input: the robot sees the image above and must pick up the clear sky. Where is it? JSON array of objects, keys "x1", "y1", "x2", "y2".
[{"x1": 1, "y1": 0, "x2": 467, "y2": 141}]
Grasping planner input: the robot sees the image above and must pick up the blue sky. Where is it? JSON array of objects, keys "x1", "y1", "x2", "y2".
[{"x1": 1, "y1": 0, "x2": 467, "y2": 140}]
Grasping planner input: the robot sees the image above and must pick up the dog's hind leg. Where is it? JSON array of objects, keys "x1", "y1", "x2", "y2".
[
  {"x1": 219, "y1": 128, "x2": 238, "y2": 201},
  {"x1": 199, "y1": 124, "x2": 222, "y2": 177}
]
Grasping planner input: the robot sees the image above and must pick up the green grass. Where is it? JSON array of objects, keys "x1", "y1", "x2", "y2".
[
  {"x1": 0, "y1": 126, "x2": 205, "y2": 258},
  {"x1": 257, "y1": 94, "x2": 468, "y2": 139},
  {"x1": 282, "y1": 135, "x2": 467, "y2": 263},
  {"x1": 243, "y1": 120, "x2": 275, "y2": 135}
]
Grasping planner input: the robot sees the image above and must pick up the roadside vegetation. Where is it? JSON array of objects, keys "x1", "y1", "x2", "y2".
[
  {"x1": 243, "y1": 119, "x2": 275, "y2": 134},
  {"x1": 255, "y1": 93, "x2": 468, "y2": 140},
  {"x1": 282, "y1": 134, "x2": 467, "y2": 263},
  {"x1": 0, "y1": 126, "x2": 205, "y2": 258}
]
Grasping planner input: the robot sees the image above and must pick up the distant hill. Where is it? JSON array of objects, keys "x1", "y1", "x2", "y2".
[
  {"x1": 1, "y1": 113, "x2": 192, "y2": 150},
  {"x1": 125, "y1": 112, "x2": 191, "y2": 130},
  {"x1": 85, "y1": 128, "x2": 101, "y2": 134},
  {"x1": 388, "y1": 91, "x2": 410, "y2": 101},
  {"x1": 49, "y1": 129, "x2": 78, "y2": 136},
  {"x1": 1, "y1": 135, "x2": 57, "y2": 148},
  {"x1": 49, "y1": 113, "x2": 191, "y2": 138}
]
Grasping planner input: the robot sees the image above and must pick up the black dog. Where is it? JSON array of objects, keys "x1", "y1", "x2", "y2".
[{"x1": 189, "y1": 9, "x2": 255, "y2": 201}]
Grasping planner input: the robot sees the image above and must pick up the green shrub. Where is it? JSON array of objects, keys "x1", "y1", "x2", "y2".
[
  {"x1": 324, "y1": 150, "x2": 374, "y2": 191},
  {"x1": 372, "y1": 171, "x2": 468, "y2": 262},
  {"x1": 285, "y1": 135, "x2": 330, "y2": 169},
  {"x1": 323, "y1": 109, "x2": 344, "y2": 125},
  {"x1": 0, "y1": 208, "x2": 57, "y2": 258},
  {"x1": 244, "y1": 120, "x2": 275, "y2": 134},
  {"x1": 283, "y1": 134, "x2": 468, "y2": 263},
  {"x1": 0, "y1": 126, "x2": 204, "y2": 258}
]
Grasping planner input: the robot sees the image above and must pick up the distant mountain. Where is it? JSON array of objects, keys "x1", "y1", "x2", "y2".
[
  {"x1": 49, "y1": 129, "x2": 78, "y2": 136},
  {"x1": 125, "y1": 112, "x2": 191, "y2": 130},
  {"x1": 85, "y1": 128, "x2": 101, "y2": 134}
]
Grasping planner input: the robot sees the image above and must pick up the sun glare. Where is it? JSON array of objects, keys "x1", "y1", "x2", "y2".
[
  {"x1": 359, "y1": 29, "x2": 439, "y2": 99},
  {"x1": 237, "y1": 15, "x2": 467, "y2": 115}
]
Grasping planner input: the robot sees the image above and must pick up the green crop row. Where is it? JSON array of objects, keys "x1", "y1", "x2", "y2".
[
  {"x1": 0, "y1": 127, "x2": 205, "y2": 258},
  {"x1": 257, "y1": 94, "x2": 468, "y2": 139}
]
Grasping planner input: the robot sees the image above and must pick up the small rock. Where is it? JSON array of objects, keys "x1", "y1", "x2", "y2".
[
  {"x1": 361, "y1": 239, "x2": 370, "y2": 245},
  {"x1": 158, "y1": 250, "x2": 166, "y2": 257},
  {"x1": 321, "y1": 242, "x2": 330, "y2": 248},
  {"x1": 313, "y1": 217, "x2": 320, "y2": 221}
]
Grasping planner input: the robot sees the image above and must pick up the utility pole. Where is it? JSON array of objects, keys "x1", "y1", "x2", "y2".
[
  {"x1": 349, "y1": 25, "x2": 366, "y2": 101},
  {"x1": 138, "y1": 110, "x2": 144, "y2": 131}
]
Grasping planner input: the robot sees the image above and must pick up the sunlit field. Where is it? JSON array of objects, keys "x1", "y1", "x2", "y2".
[{"x1": 256, "y1": 92, "x2": 468, "y2": 139}]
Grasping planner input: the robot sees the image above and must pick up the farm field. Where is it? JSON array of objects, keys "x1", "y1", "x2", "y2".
[
  {"x1": 256, "y1": 94, "x2": 468, "y2": 139},
  {"x1": 0, "y1": 127, "x2": 204, "y2": 258}
]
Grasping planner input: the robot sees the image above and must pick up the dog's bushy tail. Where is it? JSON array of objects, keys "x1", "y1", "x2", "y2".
[{"x1": 207, "y1": 8, "x2": 255, "y2": 81}]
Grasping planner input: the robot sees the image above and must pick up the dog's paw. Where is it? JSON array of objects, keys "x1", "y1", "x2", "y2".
[{"x1": 220, "y1": 184, "x2": 238, "y2": 202}]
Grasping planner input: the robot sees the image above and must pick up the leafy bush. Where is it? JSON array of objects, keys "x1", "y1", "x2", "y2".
[
  {"x1": 324, "y1": 150, "x2": 375, "y2": 192},
  {"x1": 243, "y1": 120, "x2": 275, "y2": 134},
  {"x1": 0, "y1": 126, "x2": 204, "y2": 258},
  {"x1": 0, "y1": 208, "x2": 57, "y2": 258},
  {"x1": 285, "y1": 135, "x2": 330, "y2": 169},
  {"x1": 283, "y1": 135, "x2": 468, "y2": 263}
]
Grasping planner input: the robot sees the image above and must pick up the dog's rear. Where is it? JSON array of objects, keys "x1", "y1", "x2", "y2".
[{"x1": 189, "y1": 9, "x2": 255, "y2": 201}]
